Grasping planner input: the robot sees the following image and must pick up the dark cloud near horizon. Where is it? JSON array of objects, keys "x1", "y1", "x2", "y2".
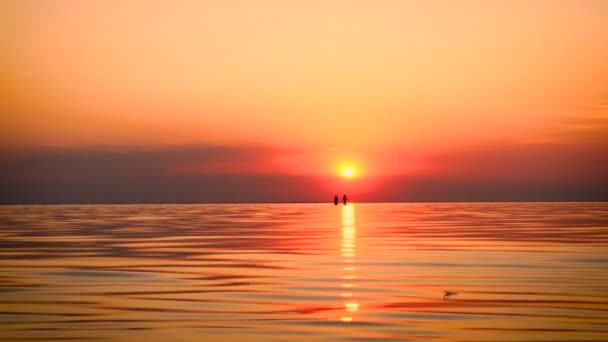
[
  {"x1": 0, "y1": 145, "x2": 282, "y2": 179},
  {"x1": 426, "y1": 142, "x2": 608, "y2": 182},
  {"x1": 0, "y1": 143, "x2": 607, "y2": 204},
  {"x1": 0, "y1": 145, "x2": 323, "y2": 203}
]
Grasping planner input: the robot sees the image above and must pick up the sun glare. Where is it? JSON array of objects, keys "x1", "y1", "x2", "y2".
[{"x1": 340, "y1": 166, "x2": 357, "y2": 178}]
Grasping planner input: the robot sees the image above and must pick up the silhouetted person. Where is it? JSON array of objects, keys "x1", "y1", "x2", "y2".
[
  {"x1": 342, "y1": 194, "x2": 348, "y2": 205},
  {"x1": 333, "y1": 195, "x2": 339, "y2": 205}
]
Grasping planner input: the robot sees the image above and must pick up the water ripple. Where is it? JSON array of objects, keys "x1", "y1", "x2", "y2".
[{"x1": 1, "y1": 203, "x2": 607, "y2": 341}]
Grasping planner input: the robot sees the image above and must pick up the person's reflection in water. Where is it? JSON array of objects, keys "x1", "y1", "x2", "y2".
[{"x1": 340, "y1": 203, "x2": 358, "y2": 322}]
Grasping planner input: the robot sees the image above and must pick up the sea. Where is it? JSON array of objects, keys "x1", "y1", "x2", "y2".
[{"x1": 0, "y1": 202, "x2": 607, "y2": 341}]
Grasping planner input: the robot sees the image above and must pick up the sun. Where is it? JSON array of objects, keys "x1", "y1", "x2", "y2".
[{"x1": 339, "y1": 166, "x2": 357, "y2": 178}]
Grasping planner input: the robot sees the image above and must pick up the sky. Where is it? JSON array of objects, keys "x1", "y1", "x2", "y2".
[{"x1": 1, "y1": 0, "x2": 607, "y2": 203}]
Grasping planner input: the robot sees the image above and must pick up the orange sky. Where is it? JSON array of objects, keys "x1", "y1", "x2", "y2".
[{"x1": 2, "y1": 1, "x2": 608, "y2": 183}]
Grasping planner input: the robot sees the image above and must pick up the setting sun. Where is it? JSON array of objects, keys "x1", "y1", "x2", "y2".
[{"x1": 340, "y1": 166, "x2": 357, "y2": 179}]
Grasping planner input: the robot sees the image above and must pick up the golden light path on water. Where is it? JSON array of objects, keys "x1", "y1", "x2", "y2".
[{"x1": 340, "y1": 204, "x2": 358, "y2": 323}]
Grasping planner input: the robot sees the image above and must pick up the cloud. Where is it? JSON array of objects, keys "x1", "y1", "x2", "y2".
[
  {"x1": 359, "y1": 136, "x2": 608, "y2": 202},
  {"x1": 552, "y1": 111, "x2": 608, "y2": 144},
  {"x1": 1, "y1": 140, "x2": 606, "y2": 204},
  {"x1": 0, "y1": 145, "x2": 283, "y2": 180},
  {"x1": 0, "y1": 145, "x2": 325, "y2": 204}
]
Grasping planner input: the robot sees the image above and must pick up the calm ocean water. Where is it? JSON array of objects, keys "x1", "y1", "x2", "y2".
[{"x1": 1, "y1": 203, "x2": 607, "y2": 341}]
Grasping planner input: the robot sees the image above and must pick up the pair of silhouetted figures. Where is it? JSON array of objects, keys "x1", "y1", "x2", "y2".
[{"x1": 333, "y1": 194, "x2": 348, "y2": 205}]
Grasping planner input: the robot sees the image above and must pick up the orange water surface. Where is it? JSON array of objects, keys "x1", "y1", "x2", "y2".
[{"x1": 1, "y1": 203, "x2": 607, "y2": 341}]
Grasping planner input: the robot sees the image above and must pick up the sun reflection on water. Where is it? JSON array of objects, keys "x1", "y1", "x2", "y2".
[{"x1": 340, "y1": 204, "x2": 358, "y2": 322}]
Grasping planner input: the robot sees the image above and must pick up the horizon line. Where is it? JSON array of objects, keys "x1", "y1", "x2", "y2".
[{"x1": 1, "y1": 200, "x2": 606, "y2": 206}]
